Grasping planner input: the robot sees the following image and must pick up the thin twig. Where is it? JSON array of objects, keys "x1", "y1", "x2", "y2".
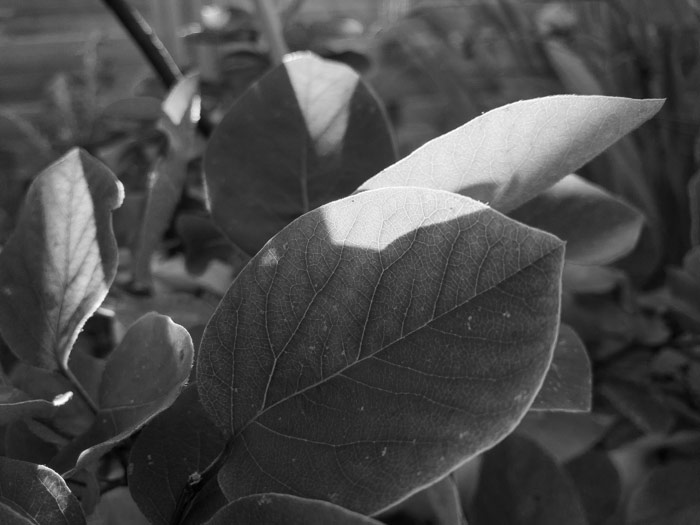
[
  {"x1": 101, "y1": 0, "x2": 182, "y2": 88},
  {"x1": 253, "y1": 0, "x2": 289, "y2": 66},
  {"x1": 59, "y1": 362, "x2": 99, "y2": 414}
]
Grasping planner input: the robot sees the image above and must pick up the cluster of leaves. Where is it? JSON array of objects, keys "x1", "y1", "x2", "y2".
[{"x1": 0, "y1": 43, "x2": 676, "y2": 524}]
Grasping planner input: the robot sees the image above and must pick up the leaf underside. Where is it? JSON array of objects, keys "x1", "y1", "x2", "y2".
[{"x1": 197, "y1": 186, "x2": 564, "y2": 514}]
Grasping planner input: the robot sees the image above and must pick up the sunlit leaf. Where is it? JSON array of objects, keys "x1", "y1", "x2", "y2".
[
  {"x1": 205, "y1": 494, "x2": 383, "y2": 525},
  {"x1": 50, "y1": 313, "x2": 193, "y2": 475},
  {"x1": 205, "y1": 52, "x2": 397, "y2": 254},
  {"x1": 359, "y1": 96, "x2": 663, "y2": 213},
  {"x1": 0, "y1": 457, "x2": 85, "y2": 524},
  {"x1": 198, "y1": 187, "x2": 564, "y2": 514},
  {"x1": 0, "y1": 148, "x2": 123, "y2": 370},
  {"x1": 510, "y1": 174, "x2": 644, "y2": 265},
  {"x1": 531, "y1": 324, "x2": 591, "y2": 412},
  {"x1": 129, "y1": 385, "x2": 226, "y2": 525},
  {"x1": 470, "y1": 434, "x2": 587, "y2": 525}
]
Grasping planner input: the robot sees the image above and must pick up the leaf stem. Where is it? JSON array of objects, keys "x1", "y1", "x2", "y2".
[
  {"x1": 100, "y1": 0, "x2": 182, "y2": 89},
  {"x1": 253, "y1": 0, "x2": 289, "y2": 66},
  {"x1": 60, "y1": 362, "x2": 99, "y2": 415}
]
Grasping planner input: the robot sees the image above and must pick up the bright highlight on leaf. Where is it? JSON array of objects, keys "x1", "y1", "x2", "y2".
[
  {"x1": 205, "y1": 51, "x2": 397, "y2": 255},
  {"x1": 0, "y1": 148, "x2": 123, "y2": 371},
  {"x1": 198, "y1": 186, "x2": 564, "y2": 514},
  {"x1": 358, "y1": 95, "x2": 664, "y2": 213},
  {"x1": 0, "y1": 457, "x2": 86, "y2": 525}
]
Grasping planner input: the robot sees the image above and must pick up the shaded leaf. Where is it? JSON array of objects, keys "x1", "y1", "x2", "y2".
[
  {"x1": 566, "y1": 450, "x2": 621, "y2": 525},
  {"x1": 0, "y1": 385, "x2": 65, "y2": 426},
  {"x1": 131, "y1": 75, "x2": 200, "y2": 290},
  {"x1": 4, "y1": 420, "x2": 59, "y2": 464},
  {"x1": 425, "y1": 475, "x2": 468, "y2": 525},
  {"x1": 531, "y1": 324, "x2": 592, "y2": 412},
  {"x1": 175, "y1": 213, "x2": 240, "y2": 275},
  {"x1": 128, "y1": 385, "x2": 226, "y2": 525},
  {"x1": 197, "y1": 187, "x2": 564, "y2": 514},
  {"x1": 470, "y1": 434, "x2": 587, "y2": 525},
  {"x1": 540, "y1": 38, "x2": 606, "y2": 95},
  {"x1": 88, "y1": 487, "x2": 150, "y2": 525},
  {"x1": 0, "y1": 148, "x2": 123, "y2": 370},
  {"x1": 562, "y1": 264, "x2": 624, "y2": 294},
  {"x1": 599, "y1": 380, "x2": 675, "y2": 434},
  {"x1": 205, "y1": 52, "x2": 397, "y2": 254},
  {"x1": 51, "y1": 313, "x2": 193, "y2": 474},
  {"x1": 205, "y1": 494, "x2": 383, "y2": 525},
  {"x1": 510, "y1": 174, "x2": 644, "y2": 265},
  {"x1": 626, "y1": 461, "x2": 700, "y2": 525},
  {"x1": 358, "y1": 96, "x2": 663, "y2": 213},
  {"x1": 690, "y1": 173, "x2": 700, "y2": 246},
  {"x1": 0, "y1": 457, "x2": 85, "y2": 524}
]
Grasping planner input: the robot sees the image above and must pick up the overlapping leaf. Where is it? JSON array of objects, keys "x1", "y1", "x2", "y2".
[
  {"x1": 531, "y1": 324, "x2": 591, "y2": 412},
  {"x1": 358, "y1": 95, "x2": 663, "y2": 213},
  {"x1": 470, "y1": 434, "x2": 587, "y2": 525},
  {"x1": 0, "y1": 148, "x2": 123, "y2": 370},
  {"x1": 0, "y1": 457, "x2": 85, "y2": 525},
  {"x1": 51, "y1": 313, "x2": 193, "y2": 475},
  {"x1": 510, "y1": 174, "x2": 644, "y2": 265},
  {"x1": 205, "y1": 494, "x2": 383, "y2": 525},
  {"x1": 128, "y1": 385, "x2": 226, "y2": 525},
  {"x1": 197, "y1": 187, "x2": 564, "y2": 514},
  {"x1": 205, "y1": 52, "x2": 397, "y2": 254}
]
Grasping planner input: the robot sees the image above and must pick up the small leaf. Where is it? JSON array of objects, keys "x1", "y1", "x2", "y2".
[
  {"x1": 0, "y1": 457, "x2": 85, "y2": 525},
  {"x1": 510, "y1": 174, "x2": 644, "y2": 265},
  {"x1": 205, "y1": 494, "x2": 383, "y2": 525},
  {"x1": 470, "y1": 434, "x2": 587, "y2": 525},
  {"x1": 50, "y1": 313, "x2": 193, "y2": 474},
  {"x1": 128, "y1": 385, "x2": 226, "y2": 525},
  {"x1": 358, "y1": 96, "x2": 664, "y2": 213},
  {"x1": 0, "y1": 385, "x2": 63, "y2": 426},
  {"x1": 531, "y1": 324, "x2": 592, "y2": 412},
  {"x1": 599, "y1": 380, "x2": 674, "y2": 434},
  {"x1": 197, "y1": 187, "x2": 564, "y2": 513},
  {"x1": 566, "y1": 450, "x2": 621, "y2": 525},
  {"x1": 0, "y1": 148, "x2": 123, "y2": 370},
  {"x1": 131, "y1": 75, "x2": 200, "y2": 290},
  {"x1": 626, "y1": 460, "x2": 700, "y2": 525},
  {"x1": 205, "y1": 51, "x2": 397, "y2": 254}
]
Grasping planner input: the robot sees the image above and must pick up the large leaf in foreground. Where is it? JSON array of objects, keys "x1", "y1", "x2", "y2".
[
  {"x1": 206, "y1": 494, "x2": 382, "y2": 525},
  {"x1": 51, "y1": 313, "x2": 193, "y2": 474},
  {"x1": 0, "y1": 148, "x2": 123, "y2": 370},
  {"x1": 358, "y1": 96, "x2": 663, "y2": 213},
  {"x1": 197, "y1": 187, "x2": 564, "y2": 514},
  {"x1": 205, "y1": 52, "x2": 397, "y2": 254},
  {"x1": 0, "y1": 457, "x2": 85, "y2": 524},
  {"x1": 510, "y1": 174, "x2": 644, "y2": 265}
]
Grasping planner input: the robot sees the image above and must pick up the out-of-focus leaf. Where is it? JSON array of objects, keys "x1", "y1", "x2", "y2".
[
  {"x1": 175, "y1": 213, "x2": 240, "y2": 275},
  {"x1": 4, "y1": 420, "x2": 59, "y2": 464},
  {"x1": 541, "y1": 38, "x2": 606, "y2": 95},
  {"x1": 517, "y1": 411, "x2": 614, "y2": 462},
  {"x1": 0, "y1": 457, "x2": 85, "y2": 524},
  {"x1": 470, "y1": 434, "x2": 587, "y2": 525},
  {"x1": 510, "y1": 174, "x2": 644, "y2": 265},
  {"x1": 0, "y1": 148, "x2": 123, "y2": 370},
  {"x1": 667, "y1": 264, "x2": 700, "y2": 332},
  {"x1": 197, "y1": 187, "x2": 564, "y2": 514},
  {"x1": 626, "y1": 461, "x2": 700, "y2": 524},
  {"x1": 688, "y1": 173, "x2": 700, "y2": 246},
  {"x1": 51, "y1": 313, "x2": 193, "y2": 475},
  {"x1": 425, "y1": 475, "x2": 467, "y2": 525},
  {"x1": 531, "y1": 324, "x2": 591, "y2": 412},
  {"x1": 88, "y1": 487, "x2": 150, "y2": 525},
  {"x1": 131, "y1": 76, "x2": 199, "y2": 290},
  {"x1": 205, "y1": 52, "x2": 397, "y2": 254},
  {"x1": 128, "y1": 385, "x2": 226, "y2": 525},
  {"x1": 566, "y1": 450, "x2": 621, "y2": 525},
  {"x1": 205, "y1": 494, "x2": 383, "y2": 525},
  {"x1": 599, "y1": 380, "x2": 674, "y2": 434},
  {"x1": 359, "y1": 96, "x2": 664, "y2": 213},
  {"x1": 562, "y1": 264, "x2": 624, "y2": 294}
]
